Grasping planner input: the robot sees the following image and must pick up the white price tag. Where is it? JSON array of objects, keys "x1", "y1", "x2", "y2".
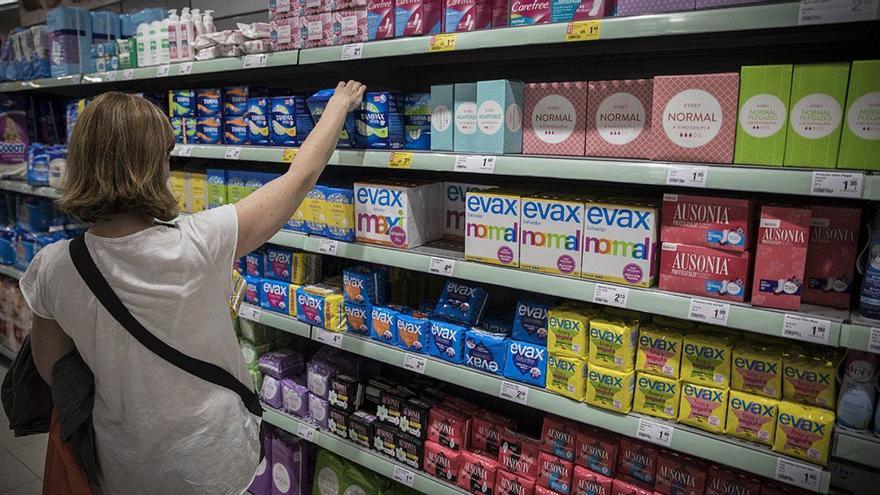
[
  {"x1": 122, "y1": 69, "x2": 134, "y2": 80},
  {"x1": 454, "y1": 154, "x2": 496, "y2": 174},
  {"x1": 238, "y1": 304, "x2": 262, "y2": 322},
  {"x1": 296, "y1": 423, "x2": 316, "y2": 442},
  {"x1": 869, "y1": 327, "x2": 880, "y2": 354},
  {"x1": 98, "y1": 71, "x2": 116, "y2": 82},
  {"x1": 403, "y1": 353, "x2": 427, "y2": 374},
  {"x1": 178, "y1": 62, "x2": 193, "y2": 75},
  {"x1": 687, "y1": 298, "x2": 731, "y2": 326},
  {"x1": 318, "y1": 239, "x2": 338, "y2": 256},
  {"x1": 636, "y1": 418, "x2": 674, "y2": 447},
  {"x1": 499, "y1": 381, "x2": 529, "y2": 405},
  {"x1": 243, "y1": 53, "x2": 268, "y2": 69},
  {"x1": 224, "y1": 147, "x2": 242, "y2": 160},
  {"x1": 775, "y1": 458, "x2": 821, "y2": 492},
  {"x1": 666, "y1": 165, "x2": 708, "y2": 187},
  {"x1": 782, "y1": 314, "x2": 831, "y2": 345},
  {"x1": 177, "y1": 145, "x2": 193, "y2": 157},
  {"x1": 341, "y1": 43, "x2": 364, "y2": 60},
  {"x1": 799, "y1": 0, "x2": 879, "y2": 25},
  {"x1": 156, "y1": 64, "x2": 171, "y2": 77},
  {"x1": 315, "y1": 328, "x2": 344, "y2": 348},
  {"x1": 392, "y1": 466, "x2": 416, "y2": 487},
  {"x1": 428, "y1": 257, "x2": 455, "y2": 276},
  {"x1": 810, "y1": 171, "x2": 864, "y2": 198},
  {"x1": 593, "y1": 284, "x2": 629, "y2": 308}
]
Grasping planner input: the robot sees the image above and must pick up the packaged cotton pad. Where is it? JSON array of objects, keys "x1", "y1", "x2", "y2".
[
  {"x1": 428, "y1": 319, "x2": 467, "y2": 364},
  {"x1": 281, "y1": 379, "x2": 309, "y2": 417},
  {"x1": 343, "y1": 265, "x2": 387, "y2": 305},
  {"x1": 434, "y1": 279, "x2": 489, "y2": 325},
  {"x1": 397, "y1": 313, "x2": 431, "y2": 353},
  {"x1": 465, "y1": 329, "x2": 508, "y2": 375},
  {"x1": 309, "y1": 393, "x2": 330, "y2": 429},
  {"x1": 513, "y1": 297, "x2": 553, "y2": 344},
  {"x1": 504, "y1": 340, "x2": 547, "y2": 387},
  {"x1": 258, "y1": 350, "x2": 304, "y2": 379},
  {"x1": 344, "y1": 302, "x2": 371, "y2": 336},
  {"x1": 370, "y1": 306, "x2": 399, "y2": 345},
  {"x1": 260, "y1": 375, "x2": 283, "y2": 409},
  {"x1": 307, "y1": 359, "x2": 337, "y2": 399}
]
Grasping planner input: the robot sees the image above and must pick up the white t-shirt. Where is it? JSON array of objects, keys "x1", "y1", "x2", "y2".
[{"x1": 20, "y1": 205, "x2": 260, "y2": 495}]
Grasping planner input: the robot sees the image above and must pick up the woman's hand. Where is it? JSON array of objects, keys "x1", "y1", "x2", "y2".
[{"x1": 327, "y1": 80, "x2": 366, "y2": 114}]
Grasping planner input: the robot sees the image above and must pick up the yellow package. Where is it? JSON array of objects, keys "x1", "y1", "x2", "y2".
[
  {"x1": 297, "y1": 284, "x2": 345, "y2": 331},
  {"x1": 586, "y1": 364, "x2": 635, "y2": 413},
  {"x1": 636, "y1": 324, "x2": 683, "y2": 378},
  {"x1": 548, "y1": 307, "x2": 593, "y2": 358},
  {"x1": 681, "y1": 333, "x2": 732, "y2": 388},
  {"x1": 170, "y1": 171, "x2": 187, "y2": 212},
  {"x1": 774, "y1": 401, "x2": 835, "y2": 466},
  {"x1": 652, "y1": 315, "x2": 695, "y2": 331},
  {"x1": 634, "y1": 372, "x2": 680, "y2": 420},
  {"x1": 290, "y1": 252, "x2": 321, "y2": 285},
  {"x1": 726, "y1": 390, "x2": 778, "y2": 446},
  {"x1": 190, "y1": 172, "x2": 207, "y2": 212},
  {"x1": 678, "y1": 382, "x2": 728, "y2": 433},
  {"x1": 588, "y1": 317, "x2": 639, "y2": 371},
  {"x1": 782, "y1": 354, "x2": 837, "y2": 409},
  {"x1": 732, "y1": 343, "x2": 782, "y2": 399},
  {"x1": 547, "y1": 352, "x2": 587, "y2": 401}
]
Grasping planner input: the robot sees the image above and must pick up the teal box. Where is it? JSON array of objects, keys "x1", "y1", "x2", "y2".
[
  {"x1": 476, "y1": 79, "x2": 524, "y2": 154},
  {"x1": 430, "y1": 85, "x2": 454, "y2": 151},
  {"x1": 453, "y1": 83, "x2": 478, "y2": 153}
]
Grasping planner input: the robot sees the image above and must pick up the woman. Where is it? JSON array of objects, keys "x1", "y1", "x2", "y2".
[{"x1": 19, "y1": 81, "x2": 365, "y2": 493}]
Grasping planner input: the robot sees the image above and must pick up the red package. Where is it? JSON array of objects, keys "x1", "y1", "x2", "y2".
[
  {"x1": 472, "y1": 412, "x2": 517, "y2": 457},
  {"x1": 573, "y1": 465, "x2": 613, "y2": 495},
  {"x1": 706, "y1": 465, "x2": 761, "y2": 495},
  {"x1": 428, "y1": 405, "x2": 471, "y2": 451},
  {"x1": 760, "y1": 480, "x2": 813, "y2": 495},
  {"x1": 536, "y1": 486, "x2": 563, "y2": 495},
  {"x1": 612, "y1": 478, "x2": 652, "y2": 495},
  {"x1": 445, "y1": 395, "x2": 480, "y2": 416},
  {"x1": 498, "y1": 469, "x2": 537, "y2": 495},
  {"x1": 655, "y1": 452, "x2": 707, "y2": 495},
  {"x1": 575, "y1": 427, "x2": 619, "y2": 477},
  {"x1": 538, "y1": 451, "x2": 574, "y2": 495},
  {"x1": 424, "y1": 440, "x2": 461, "y2": 483},
  {"x1": 617, "y1": 438, "x2": 658, "y2": 489},
  {"x1": 457, "y1": 450, "x2": 500, "y2": 495},
  {"x1": 541, "y1": 415, "x2": 579, "y2": 463},
  {"x1": 499, "y1": 429, "x2": 542, "y2": 479}
]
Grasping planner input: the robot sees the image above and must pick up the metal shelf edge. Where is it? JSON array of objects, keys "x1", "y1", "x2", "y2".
[{"x1": 833, "y1": 430, "x2": 880, "y2": 470}]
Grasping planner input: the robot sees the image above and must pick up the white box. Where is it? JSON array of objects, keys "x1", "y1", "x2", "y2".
[
  {"x1": 520, "y1": 195, "x2": 585, "y2": 277},
  {"x1": 443, "y1": 182, "x2": 497, "y2": 241},
  {"x1": 581, "y1": 200, "x2": 659, "y2": 288},
  {"x1": 464, "y1": 189, "x2": 522, "y2": 267},
  {"x1": 354, "y1": 180, "x2": 442, "y2": 249}
]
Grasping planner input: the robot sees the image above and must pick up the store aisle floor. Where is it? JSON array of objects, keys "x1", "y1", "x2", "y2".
[{"x1": 0, "y1": 360, "x2": 44, "y2": 495}]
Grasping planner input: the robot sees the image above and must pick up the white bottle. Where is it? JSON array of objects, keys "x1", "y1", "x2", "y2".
[
  {"x1": 192, "y1": 9, "x2": 205, "y2": 38},
  {"x1": 167, "y1": 10, "x2": 179, "y2": 63},
  {"x1": 179, "y1": 7, "x2": 194, "y2": 61},
  {"x1": 203, "y1": 10, "x2": 216, "y2": 34},
  {"x1": 157, "y1": 18, "x2": 170, "y2": 65},
  {"x1": 136, "y1": 22, "x2": 151, "y2": 67},
  {"x1": 148, "y1": 20, "x2": 160, "y2": 66}
]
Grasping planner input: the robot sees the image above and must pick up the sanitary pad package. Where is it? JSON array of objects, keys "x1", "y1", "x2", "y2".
[
  {"x1": 617, "y1": 437, "x2": 657, "y2": 488},
  {"x1": 513, "y1": 297, "x2": 553, "y2": 344},
  {"x1": 434, "y1": 279, "x2": 489, "y2": 325},
  {"x1": 633, "y1": 372, "x2": 679, "y2": 420},
  {"x1": 523, "y1": 82, "x2": 588, "y2": 156},
  {"x1": 726, "y1": 389, "x2": 778, "y2": 446},
  {"x1": 548, "y1": 307, "x2": 593, "y2": 359},
  {"x1": 585, "y1": 79, "x2": 654, "y2": 159},
  {"x1": 773, "y1": 400, "x2": 834, "y2": 466},
  {"x1": 575, "y1": 427, "x2": 618, "y2": 477},
  {"x1": 588, "y1": 316, "x2": 639, "y2": 371},
  {"x1": 265, "y1": 246, "x2": 320, "y2": 284},
  {"x1": 803, "y1": 205, "x2": 861, "y2": 309},
  {"x1": 679, "y1": 382, "x2": 728, "y2": 434},
  {"x1": 661, "y1": 193, "x2": 756, "y2": 252},
  {"x1": 681, "y1": 333, "x2": 732, "y2": 388},
  {"x1": 260, "y1": 279, "x2": 296, "y2": 316},
  {"x1": 465, "y1": 329, "x2": 508, "y2": 375},
  {"x1": 397, "y1": 313, "x2": 431, "y2": 353},
  {"x1": 395, "y1": 0, "x2": 443, "y2": 36},
  {"x1": 751, "y1": 205, "x2": 811, "y2": 311},
  {"x1": 635, "y1": 324, "x2": 683, "y2": 379},
  {"x1": 370, "y1": 306, "x2": 399, "y2": 345},
  {"x1": 659, "y1": 243, "x2": 751, "y2": 302},
  {"x1": 585, "y1": 364, "x2": 635, "y2": 414},
  {"x1": 295, "y1": 284, "x2": 345, "y2": 331},
  {"x1": 425, "y1": 440, "x2": 461, "y2": 482},
  {"x1": 443, "y1": 182, "x2": 497, "y2": 240},
  {"x1": 354, "y1": 180, "x2": 443, "y2": 249},
  {"x1": 343, "y1": 266, "x2": 387, "y2": 305},
  {"x1": 541, "y1": 415, "x2": 578, "y2": 462},
  {"x1": 581, "y1": 201, "x2": 658, "y2": 288},
  {"x1": 547, "y1": 352, "x2": 587, "y2": 401},
  {"x1": 504, "y1": 340, "x2": 548, "y2": 387},
  {"x1": 428, "y1": 319, "x2": 468, "y2": 364}
]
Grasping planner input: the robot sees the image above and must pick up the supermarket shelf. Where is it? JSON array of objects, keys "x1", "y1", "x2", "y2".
[
  {"x1": 262, "y1": 408, "x2": 468, "y2": 495},
  {"x1": 0, "y1": 75, "x2": 81, "y2": 92},
  {"x1": 839, "y1": 316, "x2": 879, "y2": 353},
  {"x1": 0, "y1": 180, "x2": 60, "y2": 199},
  {"x1": 0, "y1": 264, "x2": 24, "y2": 280},
  {"x1": 0, "y1": 344, "x2": 16, "y2": 360},
  {"x1": 833, "y1": 429, "x2": 880, "y2": 470},
  {"x1": 240, "y1": 303, "x2": 311, "y2": 339}
]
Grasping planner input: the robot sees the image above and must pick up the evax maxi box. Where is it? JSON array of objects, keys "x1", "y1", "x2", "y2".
[
  {"x1": 784, "y1": 63, "x2": 850, "y2": 168},
  {"x1": 734, "y1": 65, "x2": 793, "y2": 166},
  {"x1": 354, "y1": 180, "x2": 442, "y2": 249}
]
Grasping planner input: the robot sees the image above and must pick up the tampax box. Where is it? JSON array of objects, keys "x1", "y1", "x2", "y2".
[
  {"x1": 395, "y1": 0, "x2": 442, "y2": 37},
  {"x1": 585, "y1": 79, "x2": 653, "y2": 159},
  {"x1": 552, "y1": 0, "x2": 614, "y2": 23},
  {"x1": 445, "y1": 0, "x2": 492, "y2": 32},
  {"x1": 355, "y1": 91, "x2": 405, "y2": 149},
  {"x1": 509, "y1": 0, "x2": 551, "y2": 26},
  {"x1": 784, "y1": 63, "x2": 851, "y2": 168},
  {"x1": 443, "y1": 182, "x2": 498, "y2": 240},
  {"x1": 520, "y1": 195, "x2": 585, "y2": 277},
  {"x1": 803, "y1": 205, "x2": 861, "y2": 309},
  {"x1": 734, "y1": 65, "x2": 793, "y2": 166},
  {"x1": 838, "y1": 60, "x2": 880, "y2": 169},
  {"x1": 465, "y1": 189, "x2": 522, "y2": 267},
  {"x1": 659, "y1": 243, "x2": 751, "y2": 302},
  {"x1": 661, "y1": 193, "x2": 756, "y2": 252},
  {"x1": 751, "y1": 205, "x2": 811, "y2": 311},
  {"x1": 367, "y1": 0, "x2": 395, "y2": 40},
  {"x1": 354, "y1": 180, "x2": 442, "y2": 249},
  {"x1": 476, "y1": 79, "x2": 525, "y2": 154},
  {"x1": 651, "y1": 73, "x2": 740, "y2": 164},
  {"x1": 431, "y1": 84, "x2": 455, "y2": 151},
  {"x1": 581, "y1": 201, "x2": 659, "y2": 288},
  {"x1": 454, "y1": 83, "x2": 479, "y2": 152},
  {"x1": 523, "y1": 82, "x2": 588, "y2": 156}
]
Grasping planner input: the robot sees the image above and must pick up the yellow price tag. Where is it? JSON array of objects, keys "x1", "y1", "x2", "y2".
[
  {"x1": 282, "y1": 148, "x2": 298, "y2": 162},
  {"x1": 429, "y1": 33, "x2": 456, "y2": 52},
  {"x1": 565, "y1": 20, "x2": 601, "y2": 42},
  {"x1": 388, "y1": 152, "x2": 413, "y2": 169}
]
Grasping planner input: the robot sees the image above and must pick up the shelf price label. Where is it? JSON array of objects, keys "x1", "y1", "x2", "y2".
[
  {"x1": 224, "y1": 147, "x2": 242, "y2": 160},
  {"x1": 798, "y1": 0, "x2": 880, "y2": 25},
  {"x1": 499, "y1": 381, "x2": 529, "y2": 405},
  {"x1": 403, "y1": 353, "x2": 428, "y2": 374},
  {"x1": 666, "y1": 165, "x2": 709, "y2": 188},
  {"x1": 318, "y1": 238, "x2": 339, "y2": 256},
  {"x1": 775, "y1": 458, "x2": 821, "y2": 492},
  {"x1": 122, "y1": 69, "x2": 135, "y2": 80},
  {"x1": 870, "y1": 327, "x2": 880, "y2": 354},
  {"x1": 687, "y1": 298, "x2": 730, "y2": 326},
  {"x1": 454, "y1": 154, "x2": 496, "y2": 174},
  {"x1": 243, "y1": 53, "x2": 269, "y2": 69},
  {"x1": 565, "y1": 20, "x2": 601, "y2": 42},
  {"x1": 178, "y1": 62, "x2": 193, "y2": 75},
  {"x1": 428, "y1": 33, "x2": 456, "y2": 52},
  {"x1": 782, "y1": 314, "x2": 831, "y2": 345},
  {"x1": 392, "y1": 466, "x2": 416, "y2": 487},
  {"x1": 296, "y1": 423, "x2": 316, "y2": 442},
  {"x1": 156, "y1": 64, "x2": 171, "y2": 77},
  {"x1": 341, "y1": 43, "x2": 364, "y2": 60},
  {"x1": 238, "y1": 304, "x2": 262, "y2": 322},
  {"x1": 315, "y1": 328, "x2": 344, "y2": 348},
  {"x1": 593, "y1": 284, "x2": 629, "y2": 308},
  {"x1": 636, "y1": 418, "x2": 674, "y2": 447},
  {"x1": 282, "y1": 148, "x2": 298, "y2": 162},
  {"x1": 428, "y1": 257, "x2": 455, "y2": 276},
  {"x1": 388, "y1": 152, "x2": 413, "y2": 169},
  {"x1": 177, "y1": 145, "x2": 193, "y2": 157},
  {"x1": 810, "y1": 171, "x2": 864, "y2": 198}
]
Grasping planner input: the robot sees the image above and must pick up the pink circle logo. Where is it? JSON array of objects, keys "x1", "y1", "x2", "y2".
[
  {"x1": 557, "y1": 255, "x2": 575, "y2": 274},
  {"x1": 497, "y1": 246, "x2": 514, "y2": 264},
  {"x1": 623, "y1": 263, "x2": 643, "y2": 283},
  {"x1": 389, "y1": 226, "x2": 407, "y2": 247}
]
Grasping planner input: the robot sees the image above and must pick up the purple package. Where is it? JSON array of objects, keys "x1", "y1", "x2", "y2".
[
  {"x1": 0, "y1": 96, "x2": 29, "y2": 168},
  {"x1": 259, "y1": 350, "x2": 305, "y2": 379},
  {"x1": 616, "y1": 0, "x2": 695, "y2": 16},
  {"x1": 261, "y1": 375, "x2": 284, "y2": 409},
  {"x1": 307, "y1": 359, "x2": 337, "y2": 399},
  {"x1": 282, "y1": 379, "x2": 310, "y2": 418},
  {"x1": 694, "y1": 0, "x2": 762, "y2": 7},
  {"x1": 271, "y1": 433, "x2": 314, "y2": 495},
  {"x1": 249, "y1": 426, "x2": 274, "y2": 495},
  {"x1": 309, "y1": 393, "x2": 330, "y2": 429}
]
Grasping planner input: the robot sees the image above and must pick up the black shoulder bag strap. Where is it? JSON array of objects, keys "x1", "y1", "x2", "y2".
[{"x1": 68, "y1": 235, "x2": 263, "y2": 418}]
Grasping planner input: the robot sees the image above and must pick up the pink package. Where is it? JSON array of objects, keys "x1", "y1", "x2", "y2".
[
  {"x1": 803, "y1": 205, "x2": 861, "y2": 309},
  {"x1": 523, "y1": 82, "x2": 588, "y2": 156},
  {"x1": 499, "y1": 429, "x2": 541, "y2": 479},
  {"x1": 428, "y1": 405, "x2": 471, "y2": 450},
  {"x1": 472, "y1": 412, "x2": 518, "y2": 456},
  {"x1": 695, "y1": 0, "x2": 763, "y2": 7},
  {"x1": 706, "y1": 465, "x2": 762, "y2": 495},
  {"x1": 458, "y1": 450, "x2": 500, "y2": 494},
  {"x1": 611, "y1": 478, "x2": 652, "y2": 495},
  {"x1": 444, "y1": 0, "x2": 492, "y2": 32},
  {"x1": 616, "y1": 0, "x2": 695, "y2": 16},
  {"x1": 424, "y1": 440, "x2": 461, "y2": 483},
  {"x1": 444, "y1": 395, "x2": 480, "y2": 416},
  {"x1": 296, "y1": 13, "x2": 331, "y2": 48},
  {"x1": 650, "y1": 73, "x2": 739, "y2": 164},
  {"x1": 303, "y1": 0, "x2": 329, "y2": 14},
  {"x1": 661, "y1": 193, "x2": 756, "y2": 252},
  {"x1": 270, "y1": 0, "x2": 305, "y2": 20},
  {"x1": 493, "y1": 0, "x2": 509, "y2": 26},
  {"x1": 536, "y1": 486, "x2": 561, "y2": 495},
  {"x1": 540, "y1": 415, "x2": 579, "y2": 463},
  {"x1": 616, "y1": 438, "x2": 658, "y2": 489},
  {"x1": 508, "y1": 0, "x2": 551, "y2": 26},
  {"x1": 573, "y1": 465, "x2": 613, "y2": 495},
  {"x1": 575, "y1": 427, "x2": 618, "y2": 477},
  {"x1": 367, "y1": 0, "x2": 395, "y2": 40},
  {"x1": 330, "y1": 9, "x2": 367, "y2": 45},
  {"x1": 330, "y1": 0, "x2": 368, "y2": 9},
  {"x1": 751, "y1": 205, "x2": 811, "y2": 311},
  {"x1": 271, "y1": 18, "x2": 298, "y2": 51},
  {"x1": 538, "y1": 452, "x2": 574, "y2": 495},
  {"x1": 396, "y1": 0, "x2": 443, "y2": 36},
  {"x1": 584, "y1": 79, "x2": 653, "y2": 159},
  {"x1": 498, "y1": 469, "x2": 537, "y2": 495},
  {"x1": 655, "y1": 453, "x2": 708, "y2": 495},
  {"x1": 659, "y1": 242, "x2": 751, "y2": 302}
]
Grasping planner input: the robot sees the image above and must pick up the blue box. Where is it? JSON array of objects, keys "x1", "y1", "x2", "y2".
[
  {"x1": 405, "y1": 93, "x2": 431, "y2": 150},
  {"x1": 169, "y1": 90, "x2": 196, "y2": 117},
  {"x1": 503, "y1": 340, "x2": 547, "y2": 387},
  {"x1": 322, "y1": 185, "x2": 355, "y2": 242},
  {"x1": 223, "y1": 116, "x2": 248, "y2": 145},
  {"x1": 355, "y1": 91, "x2": 405, "y2": 149},
  {"x1": 261, "y1": 279, "x2": 292, "y2": 315},
  {"x1": 453, "y1": 83, "x2": 477, "y2": 152},
  {"x1": 306, "y1": 89, "x2": 357, "y2": 148},
  {"x1": 197, "y1": 88, "x2": 222, "y2": 116},
  {"x1": 370, "y1": 306, "x2": 399, "y2": 345},
  {"x1": 247, "y1": 114, "x2": 270, "y2": 145},
  {"x1": 434, "y1": 279, "x2": 488, "y2": 325},
  {"x1": 244, "y1": 276, "x2": 262, "y2": 306},
  {"x1": 396, "y1": 314, "x2": 430, "y2": 353},
  {"x1": 196, "y1": 116, "x2": 222, "y2": 144},
  {"x1": 48, "y1": 7, "x2": 93, "y2": 77},
  {"x1": 90, "y1": 11, "x2": 120, "y2": 42},
  {"x1": 223, "y1": 86, "x2": 249, "y2": 116},
  {"x1": 464, "y1": 329, "x2": 508, "y2": 376},
  {"x1": 345, "y1": 302, "x2": 371, "y2": 336},
  {"x1": 270, "y1": 96, "x2": 314, "y2": 146},
  {"x1": 475, "y1": 79, "x2": 524, "y2": 154},
  {"x1": 430, "y1": 85, "x2": 454, "y2": 151},
  {"x1": 265, "y1": 246, "x2": 295, "y2": 282},
  {"x1": 428, "y1": 320, "x2": 467, "y2": 364},
  {"x1": 245, "y1": 250, "x2": 265, "y2": 277}
]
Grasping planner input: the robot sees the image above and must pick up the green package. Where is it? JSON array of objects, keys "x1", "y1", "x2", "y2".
[
  {"x1": 837, "y1": 60, "x2": 880, "y2": 170},
  {"x1": 784, "y1": 63, "x2": 850, "y2": 168},
  {"x1": 734, "y1": 65, "x2": 792, "y2": 166},
  {"x1": 239, "y1": 340, "x2": 270, "y2": 371},
  {"x1": 207, "y1": 169, "x2": 227, "y2": 209},
  {"x1": 312, "y1": 449, "x2": 348, "y2": 495},
  {"x1": 116, "y1": 38, "x2": 137, "y2": 69},
  {"x1": 343, "y1": 462, "x2": 385, "y2": 495}
]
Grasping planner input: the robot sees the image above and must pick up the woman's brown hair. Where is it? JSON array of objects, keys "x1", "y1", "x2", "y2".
[{"x1": 58, "y1": 92, "x2": 178, "y2": 222}]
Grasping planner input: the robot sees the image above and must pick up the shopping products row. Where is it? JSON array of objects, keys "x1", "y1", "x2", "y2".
[
  {"x1": 0, "y1": 276, "x2": 31, "y2": 355},
  {"x1": 0, "y1": 193, "x2": 85, "y2": 271}
]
